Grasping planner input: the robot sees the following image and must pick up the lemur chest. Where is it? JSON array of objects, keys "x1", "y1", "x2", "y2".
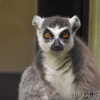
[{"x1": 43, "y1": 57, "x2": 76, "y2": 94}]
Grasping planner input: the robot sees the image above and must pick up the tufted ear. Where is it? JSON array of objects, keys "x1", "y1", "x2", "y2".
[
  {"x1": 69, "y1": 15, "x2": 81, "y2": 33},
  {"x1": 32, "y1": 15, "x2": 44, "y2": 29}
]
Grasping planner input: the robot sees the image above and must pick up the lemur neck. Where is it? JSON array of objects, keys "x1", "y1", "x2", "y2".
[
  {"x1": 42, "y1": 49, "x2": 75, "y2": 94},
  {"x1": 43, "y1": 50, "x2": 71, "y2": 70}
]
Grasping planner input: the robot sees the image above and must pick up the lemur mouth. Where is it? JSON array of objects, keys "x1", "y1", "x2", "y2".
[
  {"x1": 50, "y1": 39, "x2": 64, "y2": 52},
  {"x1": 50, "y1": 48, "x2": 64, "y2": 52}
]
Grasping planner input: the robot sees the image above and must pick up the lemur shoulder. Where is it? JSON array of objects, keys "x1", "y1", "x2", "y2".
[{"x1": 18, "y1": 15, "x2": 100, "y2": 100}]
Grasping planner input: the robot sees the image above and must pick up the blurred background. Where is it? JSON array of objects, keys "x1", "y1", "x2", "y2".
[
  {"x1": 0, "y1": 0, "x2": 37, "y2": 100},
  {"x1": 0, "y1": 0, "x2": 37, "y2": 72},
  {"x1": 1, "y1": 0, "x2": 100, "y2": 100}
]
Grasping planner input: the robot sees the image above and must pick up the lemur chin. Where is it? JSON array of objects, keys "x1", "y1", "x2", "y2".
[{"x1": 18, "y1": 15, "x2": 100, "y2": 100}]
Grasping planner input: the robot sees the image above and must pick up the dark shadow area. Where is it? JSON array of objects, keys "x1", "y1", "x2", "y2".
[{"x1": 0, "y1": 73, "x2": 21, "y2": 100}]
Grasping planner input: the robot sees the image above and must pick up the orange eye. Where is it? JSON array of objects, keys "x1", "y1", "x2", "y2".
[
  {"x1": 63, "y1": 34, "x2": 69, "y2": 38},
  {"x1": 45, "y1": 33, "x2": 51, "y2": 38}
]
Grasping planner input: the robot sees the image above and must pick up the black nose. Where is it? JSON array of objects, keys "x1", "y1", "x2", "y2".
[
  {"x1": 50, "y1": 39, "x2": 64, "y2": 52},
  {"x1": 54, "y1": 39, "x2": 60, "y2": 48}
]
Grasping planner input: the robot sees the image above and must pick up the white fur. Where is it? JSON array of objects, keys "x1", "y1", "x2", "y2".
[
  {"x1": 69, "y1": 15, "x2": 81, "y2": 33},
  {"x1": 36, "y1": 29, "x2": 51, "y2": 52},
  {"x1": 32, "y1": 15, "x2": 44, "y2": 29},
  {"x1": 69, "y1": 15, "x2": 78, "y2": 28},
  {"x1": 47, "y1": 26, "x2": 70, "y2": 46},
  {"x1": 43, "y1": 52, "x2": 76, "y2": 95},
  {"x1": 47, "y1": 26, "x2": 68, "y2": 38}
]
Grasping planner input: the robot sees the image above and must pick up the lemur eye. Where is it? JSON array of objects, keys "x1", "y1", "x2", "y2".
[
  {"x1": 45, "y1": 33, "x2": 51, "y2": 38},
  {"x1": 43, "y1": 29, "x2": 54, "y2": 39},
  {"x1": 63, "y1": 33, "x2": 69, "y2": 38},
  {"x1": 60, "y1": 29, "x2": 70, "y2": 39}
]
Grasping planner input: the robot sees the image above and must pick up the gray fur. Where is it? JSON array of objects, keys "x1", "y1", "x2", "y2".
[
  {"x1": 18, "y1": 66, "x2": 62, "y2": 100},
  {"x1": 18, "y1": 66, "x2": 48, "y2": 100},
  {"x1": 42, "y1": 16, "x2": 70, "y2": 28}
]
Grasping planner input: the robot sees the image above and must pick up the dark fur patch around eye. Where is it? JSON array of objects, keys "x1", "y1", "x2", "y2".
[
  {"x1": 43, "y1": 29, "x2": 54, "y2": 39},
  {"x1": 60, "y1": 29, "x2": 70, "y2": 39}
]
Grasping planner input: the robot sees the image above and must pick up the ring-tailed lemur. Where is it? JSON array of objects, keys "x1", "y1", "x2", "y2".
[{"x1": 18, "y1": 15, "x2": 100, "y2": 100}]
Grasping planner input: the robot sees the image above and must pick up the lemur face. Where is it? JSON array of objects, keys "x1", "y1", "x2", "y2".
[{"x1": 32, "y1": 16, "x2": 81, "y2": 52}]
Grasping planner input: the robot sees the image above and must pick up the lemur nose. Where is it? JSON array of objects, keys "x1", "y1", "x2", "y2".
[
  {"x1": 50, "y1": 39, "x2": 64, "y2": 52},
  {"x1": 54, "y1": 39, "x2": 60, "y2": 48}
]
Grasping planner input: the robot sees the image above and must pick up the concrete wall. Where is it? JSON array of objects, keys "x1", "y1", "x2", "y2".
[{"x1": 0, "y1": 0, "x2": 37, "y2": 72}]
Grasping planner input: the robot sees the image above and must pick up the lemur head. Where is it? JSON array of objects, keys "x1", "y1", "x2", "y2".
[{"x1": 32, "y1": 15, "x2": 81, "y2": 53}]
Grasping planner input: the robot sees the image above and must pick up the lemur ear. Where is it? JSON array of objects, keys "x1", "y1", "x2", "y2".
[
  {"x1": 69, "y1": 15, "x2": 81, "y2": 33},
  {"x1": 32, "y1": 15, "x2": 44, "y2": 29}
]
